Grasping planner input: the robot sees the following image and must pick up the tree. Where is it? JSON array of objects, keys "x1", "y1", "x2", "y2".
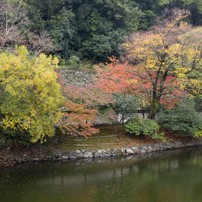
[
  {"x1": 56, "y1": 80, "x2": 115, "y2": 137},
  {"x1": 0, "y1": 0, "x2": 29, "y2": 50},
  {"x1": 80, "y1": 31, "x2": 123, "y2": 62},
  {"x1": 95, "y1": 9, "x2": 202, "y2": 119},
  {"x1": 48, "y1": 7, "x2": 75, "y2": 59},
  {"x1": 74, "y1": 0, "x2": 143, "y2": 61},
  {"x1": 0, "y1": 46, "x2": 63, "y2": 143},
  {"x1": 158, "y1": 0, "x2": 202, "y2": 13},
  {"x1": 0, "y1": 0, "x2": 56, "y2": 56},
  {"x1": 61, "y1": 83, "x2": 114, "y2": 108},
  {"x1": 24, "y1": 0, "x2": 144, "y2": 62},
  {"x1": 27, "y1": 30, "x2": 56, "y2": 56},
  {"x1": 58, "y1": 99, "x2": 99, "y2": 137},
  {"x1": 135, "y1": 0, "x2": 202, "y2": 29},
  {"x1": 112, "y1": 93, "x2": 139, "y2": 124}
]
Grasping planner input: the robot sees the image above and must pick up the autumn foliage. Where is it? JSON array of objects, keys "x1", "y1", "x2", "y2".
[
  {"x1": 57, "y1": 75, "x2": 115, "y2": 137},
  {"x1": 59, "y1": 99, "x2": 99, "y2": 137},
  {"x1": 0, "y1": 46, "x2": 63, "y2": 143},
  {"x1": 96, "y1": 9, "x2": 202, "y2": 119}
]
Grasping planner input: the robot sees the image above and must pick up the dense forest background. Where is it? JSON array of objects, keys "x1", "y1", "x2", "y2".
[{"x1": 1, "y1": 0, "x2": 202, "y2": 64}]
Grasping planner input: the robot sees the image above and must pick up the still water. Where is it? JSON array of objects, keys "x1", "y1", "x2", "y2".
[{"x1": 1, "y1": 148, "x2": 202, "y2": 202}]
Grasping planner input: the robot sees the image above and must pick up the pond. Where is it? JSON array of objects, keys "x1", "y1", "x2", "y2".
[{"x1": 1, "y1": 148, "x2": 202, "y2": 202}]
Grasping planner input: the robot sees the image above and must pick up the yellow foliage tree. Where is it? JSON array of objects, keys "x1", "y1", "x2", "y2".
[
  {"x1": 0, "y1": 46, "x2": 63, "y2": 143},
  {"x1": 122, "y1": 9, "x2": 202, "y2": 119}
]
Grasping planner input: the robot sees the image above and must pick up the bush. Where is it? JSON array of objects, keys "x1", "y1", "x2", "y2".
[
  {"x1": 124, "y1": 117, "x2": 143, "y2": 136},
  {"x1": 142, "y1": 118, "x2": 160, "y2": 136},
  {"x1": 124, "y1": 117, "x2": 160, "y2": 139},
  {"x1": 2, "y1": 128, "x2": 31, "y2": 147},
  {"x1": 156, "y1": 98, "x2": 202, "y2": 137}
]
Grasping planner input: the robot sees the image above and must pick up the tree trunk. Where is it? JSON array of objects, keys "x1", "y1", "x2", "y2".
[{"x1": 147, "y1": 97, "x2": 160, "y2": 119}]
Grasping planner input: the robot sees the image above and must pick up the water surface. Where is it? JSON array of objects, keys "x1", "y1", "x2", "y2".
[{"x1": 1, "y1": 148, "x2": 202, "y2": 202}]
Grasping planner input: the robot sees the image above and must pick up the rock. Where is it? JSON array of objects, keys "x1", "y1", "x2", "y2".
[
  {"x1": 125, "y1": 148, "x2": 134, "y2": 155},
  {"x1": 61, "y1": 155, "x2": 69, "y2": 160},
  {"x1": 84, "y1": 152, "x2": 93, "y2": 158},
  {"x1": 69, "y1": 155, "x2": 77, "y2": 160},
  {"x1": 152, "y1": 148, "x2": 157, "y2": 152},
  {"x1": 94, "y1": 152, "x2": 100, "y2": 158},
  {"x1": 104, "y1": 149, "x2": 111, "y2": 153},
  {"x1": 159, "y1": 143, "x2": 163, "y2": 147},
  {"x1": 120, "y1": 148, "x2": 126, "y2": 155},
  {"x1": 147, "y1": 145, "x2": 152, "y2": 150},
  {"x1": 104, "y1": 149, "x2": 111, "y2": 157},
  {"x1": 132, "y1": 146, "x2": 138, "y2": 150},
  {"x1": 81, "y1": 149, "x2": 88, "y2": 153},
  {"x1": 140, "y1": 149, "x2": 146, "y2": 154},
  {"x1": 97, "y1": 149, "x2": 104, "y2": 154},
  {"x1": 142, "y1": 146, "x2": 148, "y2": 151},
  {"x1": 53, "y1": 151, "x2": 62, "y2": 158},
  {"x1": 76, "y1": 153, "x2": 84, "y2": 158},
  {"x1": 138, "y1": 145, "x2": 142, "y2": 150},
  {"x1": 111, "y1": 152, "x2": 117, "y2": 157},
  {"x1": 75, "y1": 150, "x2": 82, "y2": 154},
  {"x1": 134, "y1": 149, "x2": 140, "y2": 154},
  {"x1": 99, "y1": 154, "x2": 105, "y2": 158}
]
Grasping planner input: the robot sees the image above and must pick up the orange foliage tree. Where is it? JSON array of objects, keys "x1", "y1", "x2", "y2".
[
  {"x1": 56, "y1": 73, "x2": 115, "y2": 137},
  {"x1": 95, "y1": 9, "x2": 202, "y2": 119}
]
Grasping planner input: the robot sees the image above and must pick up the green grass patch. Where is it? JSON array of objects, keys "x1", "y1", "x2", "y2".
[{"x1": 54, "y1": 125, "x2": 121, "y2": 151}]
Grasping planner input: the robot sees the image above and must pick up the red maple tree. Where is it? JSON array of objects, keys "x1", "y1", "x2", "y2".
[{"x1": 56, "y1": 72, "x2": 115, "y2": 137}]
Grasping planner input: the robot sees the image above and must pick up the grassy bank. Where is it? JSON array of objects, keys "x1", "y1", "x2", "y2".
[
  {"x1": 0, "y1": 124, "x2": 199, "y2": 168},
  {"x1": 52, "y1": 125, "x2": 194, "y2": 152}
]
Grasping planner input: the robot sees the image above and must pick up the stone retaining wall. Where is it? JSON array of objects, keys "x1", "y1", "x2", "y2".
[
  {"x1": 56, "y1": 139, "x2": 202, "y2": 160},
  {"x1": 1, "y1": 139, "x2": 202, "y2": 167},
  {"x1": 56, "y1": 68, "x2": 96, "y2": 86}
]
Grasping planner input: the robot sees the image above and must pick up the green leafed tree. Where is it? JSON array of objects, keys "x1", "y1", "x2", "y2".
[
  {"x1": 48, "y1": 7, "x2": 75, "y2": 59},
  {"x1": 80, "y1": 31, "x2": 123, "y2": 62},
  {"x1": 0, "y1": 46, "x2": 64, "y2": 143},
  {"x1": 24, "y1": 0, "x2": 144, "y2": 62},
  {"x1": 112, "y1": 93, "x2": 139, "y2": 124}
]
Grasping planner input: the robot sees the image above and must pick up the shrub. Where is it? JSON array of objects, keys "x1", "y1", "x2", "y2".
[
  {"x1": 124, "y1": 117, "x2": 143, "y2": 136},
  {"x1": 142, "y1": 118, "x2": 159, "y2": 136},
  {"x1": 124, "y1": 117, "x2": 160, "y2": 139},
  {"x1": 156, "y1": 98, "x2": 202, "y2": 137}
]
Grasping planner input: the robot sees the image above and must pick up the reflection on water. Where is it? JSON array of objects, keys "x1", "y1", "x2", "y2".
[{"x1": 1, "y1": 148, "x2": 202, "y2": 202}]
